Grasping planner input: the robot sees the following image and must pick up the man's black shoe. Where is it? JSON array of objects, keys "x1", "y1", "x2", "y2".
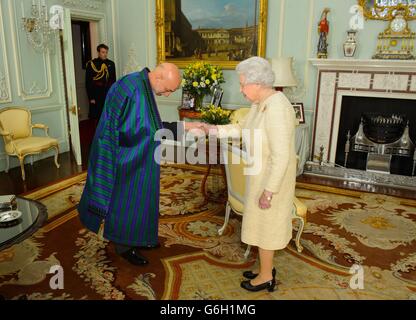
[
  {"x1": 120, "y1": 248, "x2": 149, "y2": 266},
  {"x1": 136, "y1": 243, "x2": 161, "y2": 250}
]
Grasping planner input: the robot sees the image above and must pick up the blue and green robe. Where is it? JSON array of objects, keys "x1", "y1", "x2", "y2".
[{"x1": 78, "y1": 68, "x2": 167, "y2": 247}]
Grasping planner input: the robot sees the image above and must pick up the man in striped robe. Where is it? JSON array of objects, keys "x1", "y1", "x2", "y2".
[{"x1": 78, "y1": 63, "x2": 202, "y2": 265}]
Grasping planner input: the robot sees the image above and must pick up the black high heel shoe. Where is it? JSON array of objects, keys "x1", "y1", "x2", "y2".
[
  {"x1": 241, "y1": 277, "x2": 276, "y2": 293},
  {"x1": 243, "y1": 267, "x2": 276, "y2": 280}
]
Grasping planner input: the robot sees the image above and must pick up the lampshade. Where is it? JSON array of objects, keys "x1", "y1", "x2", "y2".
[{"x1": 270, "y1": 57, "x2": 298, "y2": 88}]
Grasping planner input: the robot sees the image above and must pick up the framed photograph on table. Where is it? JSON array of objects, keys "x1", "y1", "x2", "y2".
[
  {"x1": 181, "y1": 91, "x2": 195, "y2": 109},
  {"x1": 292, "y1": 103, "x2": 305, "y2": 124},
  {"x1": 155, "y1": 0, "x2": 268, "y2": 69},
  {"x1": 210, "y1": 87, "x2": 224, "y2": 107}
]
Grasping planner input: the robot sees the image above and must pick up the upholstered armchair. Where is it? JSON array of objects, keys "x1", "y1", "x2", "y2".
[
  {"x1": 229, "y1": 107, "x2": 250, "y2": 125},
  {"x1": 0, "y1": 107, "x2": 60, "y2": 181},
  {"x1": 219, "y1": 142, "x2": 307, "y2": 259}
]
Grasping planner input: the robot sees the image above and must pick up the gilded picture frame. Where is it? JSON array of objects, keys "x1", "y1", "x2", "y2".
[
  {"x1": 156, "y1": 0, "x2": 268, "y2": 69},
  {"x1": 359, "y1": 0, "x2": 416, "y2": 20}
]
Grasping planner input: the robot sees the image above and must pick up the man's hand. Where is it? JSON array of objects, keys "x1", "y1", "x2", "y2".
[
  {"x1": 90, "y1": 99, "x2": 96, "y2": 104},
  {"x1": 184, "y1": 122, "x2": 219, "y2": 135},
  {"x1": 259, "y1": 190, "x2": 273, "y2": 210},
  {"x1": 184, "y1": 122, "x2": 206, "y2": 132}
]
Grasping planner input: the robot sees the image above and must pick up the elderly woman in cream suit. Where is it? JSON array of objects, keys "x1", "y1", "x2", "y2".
[{"x1": 203, "y1": 57, "x2": 297, "y2": 292}]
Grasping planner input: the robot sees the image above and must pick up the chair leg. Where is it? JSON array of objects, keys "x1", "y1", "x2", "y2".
[
  {"x1": 244, "y1": 245, "x2": 252, "y2": 260},
  {"x1": 54, "y1": 146, "x2": 60, "y2": 169},
  {"x1": 294, "y1": 216, "x2": 305, "y2": 253},
  {"x1": 5, "y1": 155, "x2": 9, "y2": 173},
  {"x1": 218, "y1": 201, "x2": 231, "y2": 236},
  {"x1": 19, "y1": 156, "x2": 26, "y2": 181}
]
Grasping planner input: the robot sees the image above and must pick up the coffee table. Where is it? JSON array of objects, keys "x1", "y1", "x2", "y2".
[{"x1": 0, "y1": 197, "x2": 48, "y2": 251}]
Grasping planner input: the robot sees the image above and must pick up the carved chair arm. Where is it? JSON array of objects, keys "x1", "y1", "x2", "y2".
[
  {"x1": 0, "y1": 128, "x2": 12, "y2": 138},
  {"x1": 0, "y1": 129, "x2": 17, "y2": 154},
  {"x1": 31, "y1": 124, "x2": 49, "y2": 137}
]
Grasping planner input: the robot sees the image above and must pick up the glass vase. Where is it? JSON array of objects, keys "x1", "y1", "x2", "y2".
[{"x1": 193, "y1": 94, "x2": 205, "y2": 111}]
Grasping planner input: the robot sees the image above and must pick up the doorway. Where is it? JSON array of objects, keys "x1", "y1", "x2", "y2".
[
  {"x1": 70, "y1": 19, "x2": 99, "y2": 162},
  {"x1": 61, "y1": 9, "x2": 109, "y2": 167}
]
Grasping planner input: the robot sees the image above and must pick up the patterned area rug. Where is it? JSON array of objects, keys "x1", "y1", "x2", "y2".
[{"x1": 0, "y1": 164, "x2": 416, "y2": 300}]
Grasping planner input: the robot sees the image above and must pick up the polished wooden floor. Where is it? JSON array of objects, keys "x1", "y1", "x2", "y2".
[
  {"x1": 1, "y1": 147, "x2": 415, "y2": 200},
  {"x1": 0, "y1": 151, "x2": 88, "y2": 196},
  {"x1": 0, "y1": 119, "x2": 94, "y2": 196}
]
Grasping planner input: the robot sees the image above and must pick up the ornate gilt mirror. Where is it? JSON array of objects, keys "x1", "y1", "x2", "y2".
[{"x1": 359, "y1": 0, "x2": 416, "y2": 20}]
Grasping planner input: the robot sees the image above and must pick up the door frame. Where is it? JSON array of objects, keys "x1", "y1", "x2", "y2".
[
  {"x1": 69, "y1": 9, "x2": 108, "y2": 47},
  {"x1": 63, "y1": 9, "x2": 108, "y2": 164}
]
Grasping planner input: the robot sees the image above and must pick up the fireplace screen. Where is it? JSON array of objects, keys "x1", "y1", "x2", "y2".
[{"x1": 336, "y1": 96, "x2": 416, "y2": 176}]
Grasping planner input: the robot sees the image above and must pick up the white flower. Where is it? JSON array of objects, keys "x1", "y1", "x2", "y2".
[{"x1": 200, "y1": 82, "x2": 206, "y2": 88}]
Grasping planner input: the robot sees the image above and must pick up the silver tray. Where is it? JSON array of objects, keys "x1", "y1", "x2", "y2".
[{"x1": 0, "y1": 210, "x2": 22, "y2": 223}]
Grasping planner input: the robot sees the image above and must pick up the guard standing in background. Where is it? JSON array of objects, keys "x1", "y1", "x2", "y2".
[{"x1": 86, "y1": 44, "x2": 117, "y2": 121}]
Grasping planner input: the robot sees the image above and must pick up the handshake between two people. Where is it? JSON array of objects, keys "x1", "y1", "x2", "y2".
[{"x1": 184, "y1": 122, "x2": 219, "y2": 136}]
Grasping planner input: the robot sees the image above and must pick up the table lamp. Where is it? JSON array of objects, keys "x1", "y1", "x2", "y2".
[{"x1": 270, "y1": 57, "x2": 298, "y2": 91}]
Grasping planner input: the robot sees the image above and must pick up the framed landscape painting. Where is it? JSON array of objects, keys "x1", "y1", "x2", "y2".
[{"x1": 156, "y1": 0, "x2": 268, "y2": 69}]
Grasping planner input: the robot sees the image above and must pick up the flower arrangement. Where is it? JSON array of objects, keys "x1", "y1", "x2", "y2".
[
  {"x1": 182, "y1": 62, "x2": 225, "y2": 109},
  {"x1": 201, "y1": 104, "x2": 232, "y2": 125}
]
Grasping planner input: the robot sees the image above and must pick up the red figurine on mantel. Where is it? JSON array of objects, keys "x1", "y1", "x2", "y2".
[{"x1": 318, "y1": 8, "x2": 330, "y2": 59}]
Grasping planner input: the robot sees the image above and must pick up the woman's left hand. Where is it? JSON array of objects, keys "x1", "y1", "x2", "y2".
[{"x1": 259, "y1": 190, "x2": 273, "y2": 210}]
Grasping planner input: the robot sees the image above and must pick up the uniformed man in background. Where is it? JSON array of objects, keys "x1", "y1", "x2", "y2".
[{"x1": 86, "y1": 44, "x2": 117, "y2": 121}]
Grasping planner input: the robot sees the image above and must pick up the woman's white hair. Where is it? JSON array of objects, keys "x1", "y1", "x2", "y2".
[{"x1": 236, "y1": 57, "x2": 275, "y2": 87}]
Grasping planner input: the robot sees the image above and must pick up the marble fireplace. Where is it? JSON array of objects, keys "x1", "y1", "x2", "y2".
[{"x1": 307, "y1": 59, "x2": 416, "y2": 188}]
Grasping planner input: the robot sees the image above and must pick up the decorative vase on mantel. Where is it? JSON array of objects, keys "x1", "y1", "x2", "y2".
[{"x1": 343, "y1": 30, "x2": 358, "y2": 58}]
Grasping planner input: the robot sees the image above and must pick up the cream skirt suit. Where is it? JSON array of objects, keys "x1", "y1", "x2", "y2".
[{"x1": 218, "y1": 92, "x2": 297, "y2": 250}]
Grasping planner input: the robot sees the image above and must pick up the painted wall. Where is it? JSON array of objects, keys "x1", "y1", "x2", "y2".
[
  {"x1": 113, "y1": 0, "x2": 416, "y2": 138},
  {"x1": 0, "y1": 0, "x2": 117, "y2": 172},
  {"x1": 2, "y1": 0, "x2": 416, "y2": 173}
]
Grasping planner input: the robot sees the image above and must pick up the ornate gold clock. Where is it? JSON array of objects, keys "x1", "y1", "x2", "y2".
[{"x1": 373, "y1": 12, "x2": 415, "y2": 59}]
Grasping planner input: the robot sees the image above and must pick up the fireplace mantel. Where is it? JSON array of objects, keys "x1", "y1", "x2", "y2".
[
  {"x1": 309, "y1": 58, "x2": 416, "y2": 165},
  {"x1": 309, "y1": 58, "x2": 416, "y2": 72}
]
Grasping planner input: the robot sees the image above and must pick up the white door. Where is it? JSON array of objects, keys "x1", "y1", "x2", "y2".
[{"x1": 62, "y1": 9, "x2": 82, "y2": 166}]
